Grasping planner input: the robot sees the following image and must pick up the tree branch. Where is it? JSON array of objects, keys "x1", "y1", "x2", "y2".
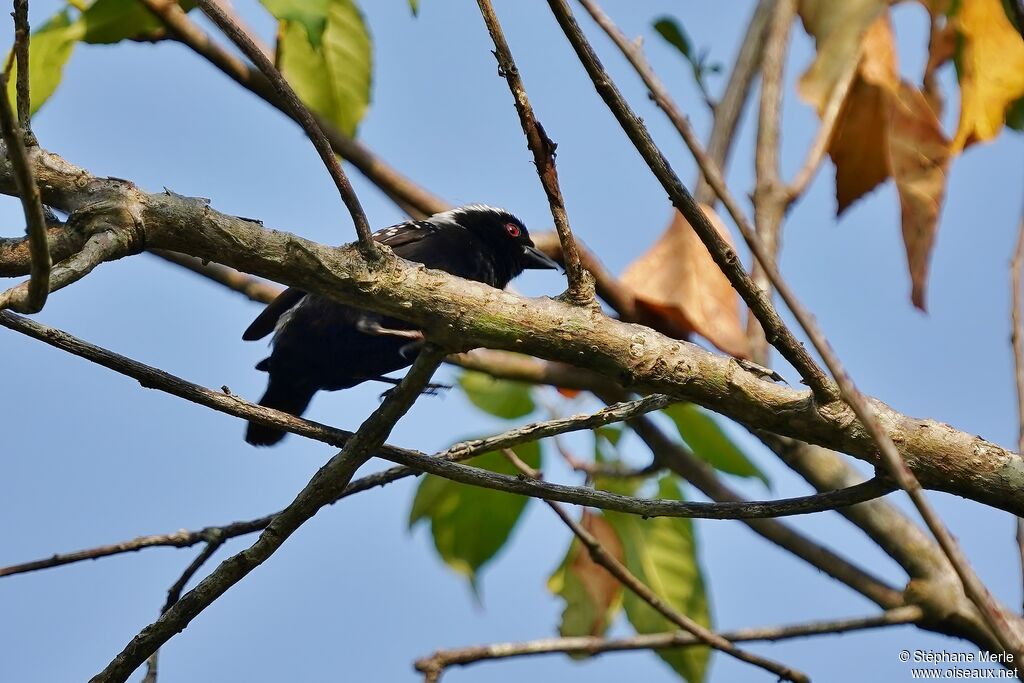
[
  {"x1": 0, "y1": 148, "x2": 1021, "y2": 515},
  {"x1": 90, "y1": 346, "x2": 447, "y2": 682},
  {"x1": 476, "y1": 0, "x2": 593, "y2": 303},
  {"x1": 0, "y1": 310, "x2": 898, "y2": 525},
  {"x1": 195, "y1": 0, "x2": 375, "y2": 255},
  {"x1": 547, "y1": 0, "x2": 836, "y2": 401},
  {"x1": 12, "y1": 0, "x2": 31, "y2": 135},
  {"x1": 139, "y1": 0, "x2": 448, "y2": 219},
  {"x1": 694, "y1": 0, "x2": 773, "y2": 205},
  {"x1": 544, "y1": 0, "x2": 1023, "y2": 655},
  {"x1": 0, "y1": 10, "x2": 49, "y2": 313},
  {"x1": 0, "y1": 394, "x2": 675, "y2": 579},
  {"x1": 1012, "y1": 216, "x2": 1024, "y2": 610},
  {"x1": 140, "y1": 536, "x2": 226, "y2": 683},
  {"x1": 415, "y1": 606, "x2": 923, "y2": 679},
  {"x1": 498, "y1": 450, "x2": 809, "y2": 683}
]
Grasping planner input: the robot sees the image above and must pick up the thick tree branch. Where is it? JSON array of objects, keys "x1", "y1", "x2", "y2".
[
  {"x1": 91, "y1": 347, "x2": 447, "y2": 682},
  {"x1": 194, "y1": 0, "x2": 377, "y2": 256},
  {"x1": 545, "y1": 0, "x2": 1023, "y2": 655},
  {"x1": 416, "y1": 606, "x2": 923, "y2": 679},
  {"x1": 0, "y1": 146, "x2": 1021, "y2": 516},
  {"x1": 0, "y1": 311, "x2": 897, "y2": 525},
  {"x1": 476, "y1": 0, "x2": 593, "y2": 303}
]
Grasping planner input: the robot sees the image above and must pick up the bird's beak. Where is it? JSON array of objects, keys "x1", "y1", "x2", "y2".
[{"x1": 522, "y1": 244, "x2": 562, "y2": 271}]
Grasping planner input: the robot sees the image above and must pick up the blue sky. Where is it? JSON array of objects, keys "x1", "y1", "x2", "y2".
[{"x1": 2, "y1": 1, "x2": 1023, "y2": 682}]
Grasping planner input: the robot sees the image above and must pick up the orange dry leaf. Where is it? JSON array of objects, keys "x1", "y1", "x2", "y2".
[
  {"x1": 797, "y1": 0, "x2": 889, "y2": 110},
  {"x1": 570, "y1": 512, "x2": 624, "y2": 635},
  {"x1": 950, "y1": 0, "x2": 1024, "y2": 151},
  {"x1": 887, "y1": 81, "x2": 951, "y2": 310},
  {"x1": 827, "y1": 16, "x2": 898, "y2": 213},
  {"x1": 800, "y1": 10, "x2": 952, "y2": 309},
  {"x1": 620, "y1": 205, "x2": 749, "y2": 358}
]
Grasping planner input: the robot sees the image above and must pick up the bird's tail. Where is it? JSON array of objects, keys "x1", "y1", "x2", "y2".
[{"x1": 245, "y1": 377, "x2": 316, "y2": 446}]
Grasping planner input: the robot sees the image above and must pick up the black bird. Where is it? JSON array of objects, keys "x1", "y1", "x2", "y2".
[{"x1": 242, "y1": 204, "x2": 559, "y2": 446}]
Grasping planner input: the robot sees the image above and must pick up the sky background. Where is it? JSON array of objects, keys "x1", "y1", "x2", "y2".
[{"x1": 2, "y1": 1, "x2": 1023, "y2": 682}]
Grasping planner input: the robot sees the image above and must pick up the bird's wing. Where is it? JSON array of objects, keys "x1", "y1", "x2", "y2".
[
  {"x1": 242, "y1": 286, "x2": 307, "y2": 341},
  {"x1": 373, "y1": 220, "x2": 442, "y2": 251},
  {"x1": 243, "y1": 221, "x2": 447, "y2": 342}
]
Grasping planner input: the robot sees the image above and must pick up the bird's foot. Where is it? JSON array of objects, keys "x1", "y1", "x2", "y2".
[
  {"x1": 355, "y1": 318, "x2": 424, "y2": 341},
  {"x1": 375, "y1": 379, "x2": 452, "y2": 402}
]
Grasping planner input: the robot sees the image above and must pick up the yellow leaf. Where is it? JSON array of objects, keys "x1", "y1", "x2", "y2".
[
  {"x1": 951, "y1": 0, "x2": 1024, "y2": 151},
  {"x1": 620, "y1": 205, "x2": 749, "y2": 359},
  {"x1": 797, "y1": 0, "x2": 888, "y2": 110}
]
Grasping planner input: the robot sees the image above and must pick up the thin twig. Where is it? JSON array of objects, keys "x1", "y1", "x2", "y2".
[
  {"x1": 694, "y1": 0, "x2": 773, "y2": 205},
  {"x1": 0, "y1": 6, "x2": 49, "y2": 313},
  {"x1": 12, "y1": 0, "x2": 31, "y2": 135},
  {"x1": 749, "y1": 0, "x2": 795, "y2": 364},
  {"x1": 150, "y1": 250, "x2": 281, "y2": 304},
  {"x1": 786, "y1": 57, "x2": 857, "y2": 201},
  {"x1": 91, "y1": 347, "x2": 446, "y2": 682},
  {"x1": 139, "y1": 0, "x2": 447, "y2": 219},
  {"x1": 476, "y1": 0, "x2": 593, "y2": 303},
  {"x1": 1012, "y1": 216, "x2": 1024, "y2": 611},
  {"x1": 546, "y1": 0, "x2": 1023, "y2": 655},
  {"x1": 557, "y1": 0, "x2": 835, "y2": 401},
  {"x1": 497, "y1": 451, "x2": 810, "y2": 683},
  {"x1": 0, "y1": 395, "x2": 675, "y2": 579},
  {"x1": 0, "y1": 310, "x2": 897, "y2": 524},
  {"x1": 597, "y1": 389, "x2": 904, "y2": 610},
  {"x1": 416, "y1": 606, "x2": 922, "y2": 679},
  {"x1": 140, "y1": 537, "x2": 226, "y2": 683},
  {"x1": 194, "y1": 0, "x2": 377, "y2": 255}
]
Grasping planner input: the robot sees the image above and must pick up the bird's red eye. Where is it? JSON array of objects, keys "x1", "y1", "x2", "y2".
[{"x1": 505, "y1": 223, "x2": 521, "y2": 238}]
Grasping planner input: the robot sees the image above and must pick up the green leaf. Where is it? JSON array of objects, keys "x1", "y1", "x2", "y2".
[
  {"x1": 664, "y1": 403, "x2": 768, "y2": 486},
  {"x1": 277, "y1": 0, "x2": 372, "y2": 137},
  {"x1": 458, "y1": 370, "x2": 535, "y2": 419},
  {"x1": 81, "y1": 0, "x2": 195, "y2": 44},
  {"x1": 653, "y1": 17, "x2": 692, "y2": 58},
  {"x1": 1007, "y1": 95, "x2": 1024, "y2": 132},
  {"x1": 605, "y1": 477, "x2": 711, "y2": 683},
  {"x1": 409, "y1": 441, "x2": 541, "y2": 588},
  {"x1": 548, "y1": 511, "x2": 624, "y2": 639},
  {"x1": 260, "y1": 0, "x2": 330, "y2": 47},
  {"x1": 408, "y1": 0, "x2": 420, "y2": 16},
  {"x1": 5, "y1": 10, "x2": 84, "y2": 117}
]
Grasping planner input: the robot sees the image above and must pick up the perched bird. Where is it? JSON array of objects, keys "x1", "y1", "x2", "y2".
[{"x1": 242, "y1": 204, "x2": 559, "y2": 446}]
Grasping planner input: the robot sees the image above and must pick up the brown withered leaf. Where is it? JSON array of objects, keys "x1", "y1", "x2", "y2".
[
  {"x1": 828, "y1": 16, "x2": 898, "y2": 213},
  {"x1": 887, "y1": 81, "x2": 951, "y2": 310},
  {"x1": 950, "y1": 0, "x2": 1024, "y2": 151},
  {"x1": 797, "y1": 0, "x2": 889, "y2": 110},
  {"x1": 806, "y1": 10, "x2": 952, "y2": 309},
  {"x1": 621, "y1": 205, "x2": 749, "y2": 358},
  {"x1": 571, "y1": 512, "x2": 624, "y2": 635}
]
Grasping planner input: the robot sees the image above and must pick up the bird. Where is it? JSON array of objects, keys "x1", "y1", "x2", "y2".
[{"x1": 241, "y1": 204, "x2": 560, "y2": 446}]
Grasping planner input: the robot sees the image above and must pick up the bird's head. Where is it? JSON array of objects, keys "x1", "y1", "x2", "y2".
[{"x1": 430, "y1": 204, "x2": 561, "y2": 275}]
